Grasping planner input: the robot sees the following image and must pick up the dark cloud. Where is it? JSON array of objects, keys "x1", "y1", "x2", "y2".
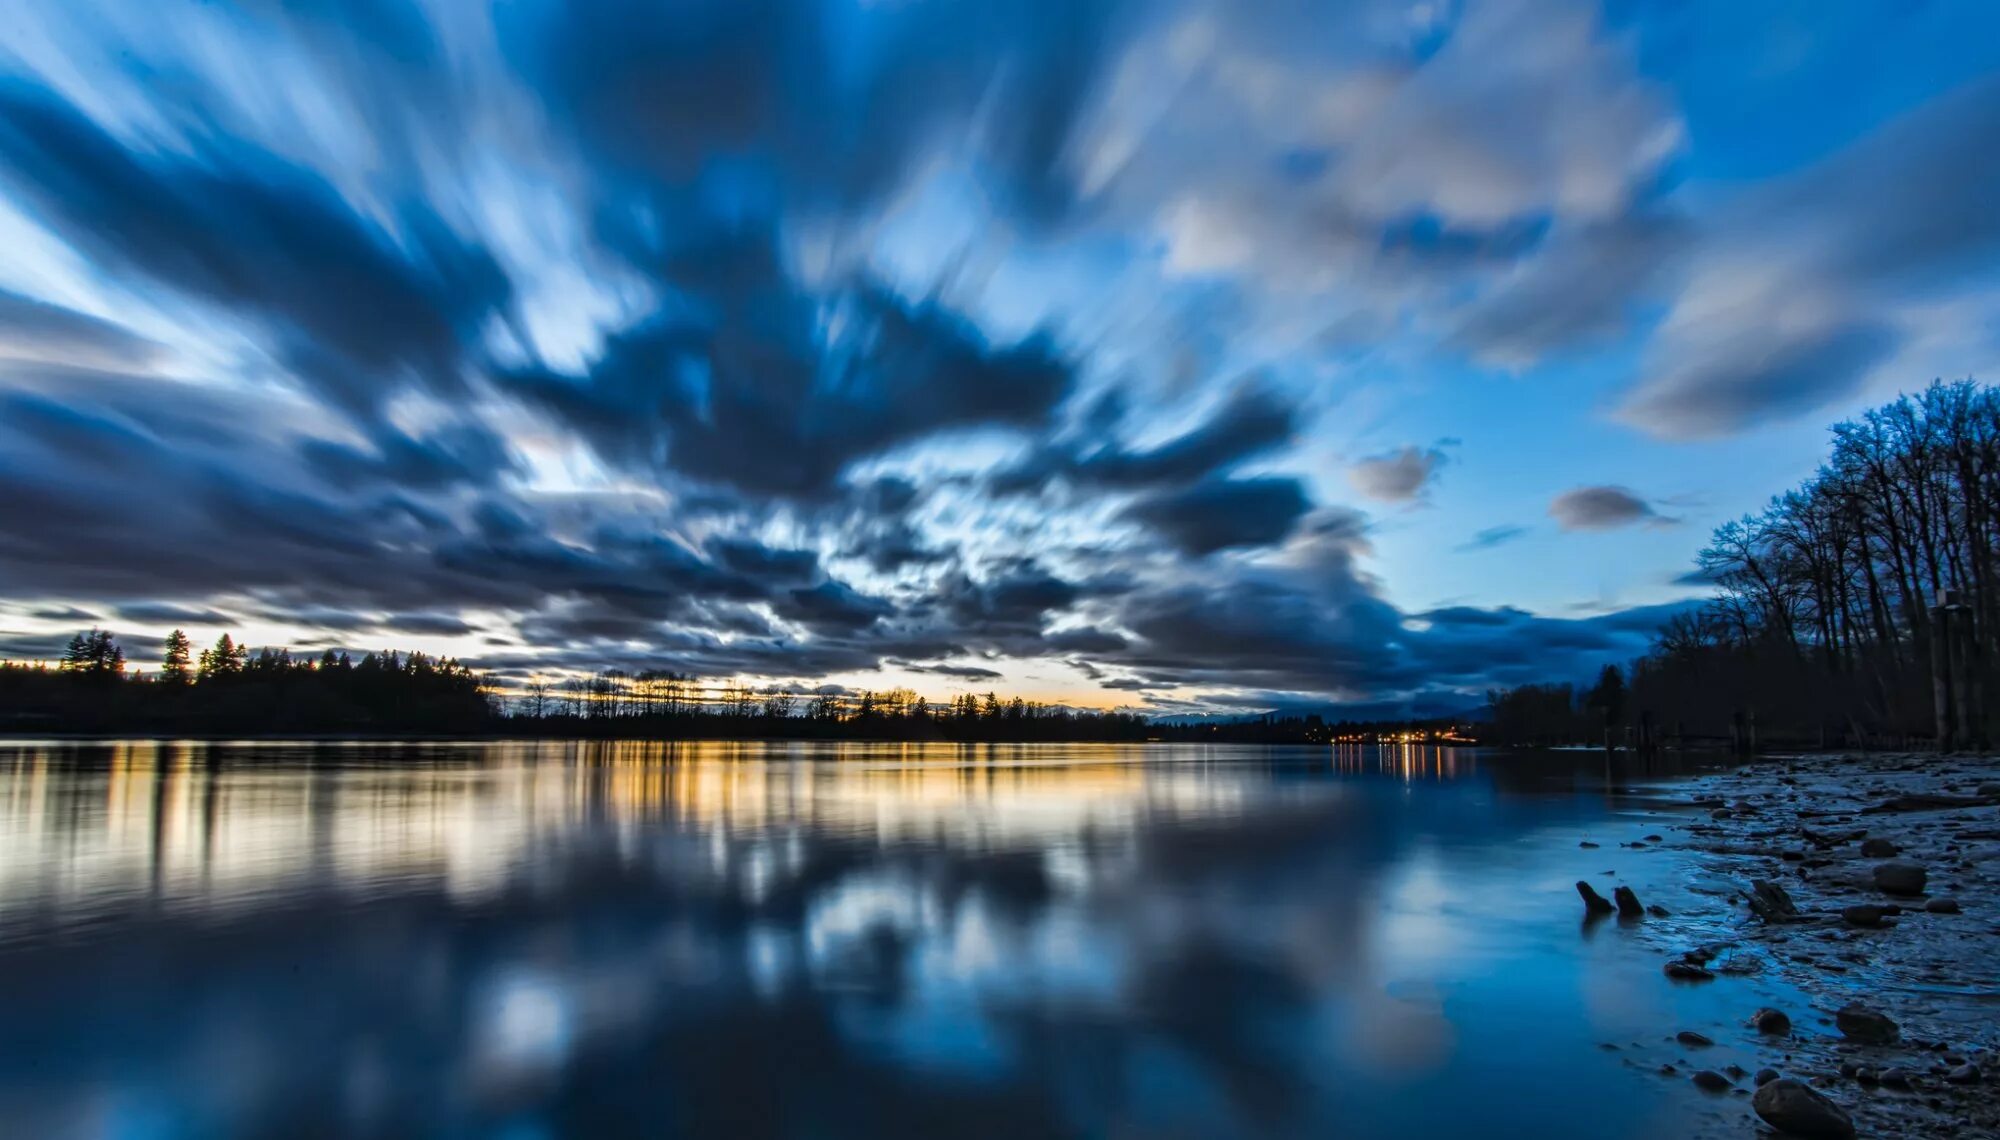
[
  {"x1": 1456, "y1": 524, "x2": 1529, "y2": 551},
  {"x1": 0, "y1": 82, "x2": 511, "y2": 419},
  {"x1": 898, "y1": 662, "x2": 1005, "y2": 681},
  {"x1": 1616, "y1": 320, "x2": 1897, "y2": 439},
  {"x1": 1548, "y1": 485, "x2": 1671, "y2": 531},
  {"x1": 113, "y1": 602, "x2": 238, "y2": 625},
  {"x1": 1124, "y1": 477, "x2": 1312, "y2": 555},
  {"x1": 993, "y1": 385, "x2": 1296, "y2": 496},
  {"x1": 505, "y1": 257, "x2": 1075, "y2": 497},
  {"x1": 0, "y1": 288, "x2": 163, "y2": 370},
  {"x1": 1346, "y1": 445, "x2": 1447, "y2": 504}
]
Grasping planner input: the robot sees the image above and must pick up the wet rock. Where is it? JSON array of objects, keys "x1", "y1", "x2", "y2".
[
  {"x1": 1842, "y1": 904, "x2": 1893, "y2": 928},
  {"x1": 1756, "y1": 1068, "x2": 1780, "y2": 1087},
  {"x1": 1646, "y1": 904, "x2": 1670, "y2": 917},
  {"x1": 1873, "y1": 862, "x2": 1928, "y2": 896},
  {"x1": 1947, "y1": 1064, "x2": 1981, "y2": 1084},
  {"x1": 1924, "y1": 897, "x2": 1961, "y2": 914},
  {"x1": 1878, "y1": 1067, "x2": 1914, "y2": 1089},
  {"x1": 1752, "y1": 1078, "x2": 1855, "y2": 1139},
  {"x1": 1725, "y1": 1064, "x2": 1747, "y2": 1080},
  {"x1": 1749, "y1": 879, "x2": 1804, "y2": 923},
  {"x1": 1751, "y1": 1007, "x2": 1792, "y2": 1035},
  {"x1": 1863, "y1": 793, "x2": 1996, "y2": 813},
  {"x1": 1664, "y1": 961, "x2": 1715, "y2": 981},
  {"x1": 1860, "y1": 837, "x2": 1899, "y2": 857},
  {"x1": 1577, "y1": 881, "x2": 1616, "y2": 915},
  {"x1": 1691, "y1": 1069, "x2": 1733, "y2": 1092},
  {"x1": 1644, "y1": 834, "x2": 1664, "y2": 842},
  {"x1": 1677, "y1": 1030, "x2": 1714, "y2": 1047},
  {"x1": 1579, "y1": 840, "x2": 1600, "y2": 848},
  {"x1": 1614, "y1": 885, "x2": 1646, "y2": 918},
  {"x1": 1836, "y1": 1003, "x2": 1900, "y2": 1044}
]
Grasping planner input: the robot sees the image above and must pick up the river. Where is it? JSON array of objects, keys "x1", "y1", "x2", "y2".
[{"x1": 0, "y1": 740, "x2": 1790, "y2": 1138}]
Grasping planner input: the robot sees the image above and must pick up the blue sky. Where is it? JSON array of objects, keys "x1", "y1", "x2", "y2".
[{"x1": 1, "y1": 0, "x2": 1997, "y2": 715}]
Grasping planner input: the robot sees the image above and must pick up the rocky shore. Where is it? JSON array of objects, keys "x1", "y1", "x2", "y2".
[{"x1": 1589, "y1": 751, "x2": 1999, "y2": 1138}]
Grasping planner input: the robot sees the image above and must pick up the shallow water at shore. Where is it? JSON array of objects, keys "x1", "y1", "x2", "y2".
[{"x1": 0, "y1": 740, "x2": 1799, "y2": 1138}]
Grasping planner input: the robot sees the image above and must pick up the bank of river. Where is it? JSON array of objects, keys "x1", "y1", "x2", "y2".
[{"x1": 1600, "y1": 751, "x2": 1997, "y2": 1137}]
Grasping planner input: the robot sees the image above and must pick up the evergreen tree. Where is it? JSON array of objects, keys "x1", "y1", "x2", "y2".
[
  {"x1": 197, "y1": 633, "x2": 247, "y2": 680},
  {"x1": 162, "y1": 629, "x2": 193, "y2": 684}
]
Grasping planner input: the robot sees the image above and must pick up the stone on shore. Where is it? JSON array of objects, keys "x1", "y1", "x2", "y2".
[
  {"x1": 1577, "y1": 880, "x2": 1616, "y2": 914},
  {"x1": 1842, "y1": 904, "x2": 1892, "y2": 928},
  {"x1": 1748, "y1": 879, "x2": 1803, "y2": 922},
  {"x1": 1925, "y1": 897, "x2": 1961, "y2": 914},
  {"x1": 1859, "y1": 837, "x2": 1899, "y2": 857},
  {"x1": 1755, "y1": 1068, "x2": 1780, "y2": 1086},
  {"x1": 1873, "y1": 861, "x2": 1928, "y2": 896},
  {"x1": 1750, "y1": 1007, "x2": 1792, "y2": 1035},
  {"x1": 1676, "y1": 1030, "x2": 1713, "y2": 1047},
  {"x1": 1751, "y1": 1079, "x2": 1855, "y2": 1139},
  {"x1": 1613, "y1": 885, "x2": 1645, "y2": 917},
  {"x1": 1835, "y1": 1003, "x2": 1899, "y2": 1044},
  {"x1": 1947, "y1": 1063, "x2": 1981, "y2": 1084},
  {"x1": 1664, "y1": 961, "x2": 1714, "y2": 981},
  {"x1": 1690, "y1": 1069, "x2": 1732, "y2": 1092}
]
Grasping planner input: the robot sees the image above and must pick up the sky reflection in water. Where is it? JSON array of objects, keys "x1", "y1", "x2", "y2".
[{"x1": 0, "y1": 741, "x2": 1743, "y2": 1138}]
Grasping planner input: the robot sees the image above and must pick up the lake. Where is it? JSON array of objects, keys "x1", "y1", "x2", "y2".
[{"x1": 0, "y1": 740, "x2": 1796, "y2": 1138}]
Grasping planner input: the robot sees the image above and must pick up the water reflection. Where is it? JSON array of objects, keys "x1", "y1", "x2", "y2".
[{"x1": 0, "y1": 741, "x2": 1724, "y2": 1139}]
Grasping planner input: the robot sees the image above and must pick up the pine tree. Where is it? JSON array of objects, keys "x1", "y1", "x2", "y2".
[
  {"x1": 162, "y1": 629, "x2": 192, "y2": 684},
  {"x1": 197, "y1": 633, "x2": 247, "y2": 680}
]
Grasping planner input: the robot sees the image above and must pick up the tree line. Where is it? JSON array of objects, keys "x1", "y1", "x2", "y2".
[
  {"x1": 0, "y1": 630, "x2": 490, "y2": 733},
  {"x1": 1487, "y1": 380, "x2": 2000, "y2": 750}
]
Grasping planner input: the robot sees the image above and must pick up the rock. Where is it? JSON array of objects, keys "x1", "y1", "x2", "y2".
[
  {"x1": 1863, "y1": 793, "x2": 1996, "y2": 814},
  {"x1": 1873, "y1": 862, "x2": 1928, "y2": 896},
  {"x1": 1925, "y1": 897, "x2": 1961, "y2": 914},
  {"x1": 1860, "y1": 837, "x2": 1899, "y2": 857},
  {"x1": 1677, "y1": 1030, "x2": 1714, "y2": 1047},
  {"x1": 1725, "y1": 1064, "x2": 1747, "y2": 1079},
  {"x1": 1755, "y1": 1068, "x2": 1780, "y2": 1087},
  {"x1": 1644, "y1": 834, "x2": 1664, "y2": 842},
  {"x1": 1614, "y1": 885, "x2": 1646, "y2": 918},
  {"x1": 1664, "y1": 961, "x2": 1715, "y2": 981},
  {"x1": 1878, "y1": 1067, "x2": 1914, "y2": 1089},
  {"x1": 1748, "y1": 879, "x2": 1803, "y2": 923},
  {"x1": 1577, "y1": 880, "x2": 1616, "y2": 914},
  {"x1": 1691, "y1": 1069, "x2": 1733, "y2": 1092},
  {"x1": 1842, "y1": 904, "x2": 1893, "y2": 928},
  {"x1": 1751, "y1": 1007, "x2": 1792, "y2": 1035},
  {"x1": 1752, "y1": 1078, "x2": 1855, "y2": 1139},
  {"x1": 1646, "y1": 904, "x2": 1671, "y2": 917},
  {"x1": 1978, "y1": 782, "x2": 2000, "y2": 797},
  {"x1": 1579, "y1": 840, "x2": 1600, "y2": 848},
  {"x1": 1836, "y1": 1003, "x2": 1900, "y2": 1044},
  {"x1": 1947, "y1": 1064, "x2": 1981, "y2": 1084}
]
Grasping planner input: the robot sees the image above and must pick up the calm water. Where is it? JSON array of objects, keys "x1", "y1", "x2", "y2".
[{"x1": 0, "y1": 740, "x2": 1787, "y2": 1139}]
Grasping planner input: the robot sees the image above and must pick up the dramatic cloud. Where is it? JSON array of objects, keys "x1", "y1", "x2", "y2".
[
  {"x1": 1347, "y1": 446, "x2": 1447, "y2": 504},
  {"x1": 1548, "y1": 485, "x2": 1671, "y2": 531},
  {"x1": 0, "y1": 0, "x2": 1990, "y2": 713}
]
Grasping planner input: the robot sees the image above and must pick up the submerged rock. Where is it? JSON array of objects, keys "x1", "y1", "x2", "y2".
[
  {"x1": 1676, "y1": 1030, "x2": 1714, "y2": 1047},
  {"x1": 1750, "y1": 1007, "x2": 1792, "y2": 1035},
  {"x1": 1751, "y1": 1079, "x2": 1855, "y2": 1139},
  {"x1": 1613, "y1": 885, "x2": 1646, "y2": 918},
  {"x1": 1873, "y1": 861, "x2": 1928, "y2": 896},
  {"x1": 1646, "y1": 903, "x2": 1670, "y2": 917},
  {"x1": 1577, "y1": 880, "x2": 1616, "y2": 915},
  {"x1": 1664, "y1": 961, "x2": 1715, "y2": 981},
  {"x1": 1836, "y1": 1003, "x2": 1900, "y2": 1044},
  {"x1": 1755, "y1": 1068, "x2": 1780, "y2": 1087},
  {"x1": 1860, "y1": 837, "x2": 1899, "y2": 857}
]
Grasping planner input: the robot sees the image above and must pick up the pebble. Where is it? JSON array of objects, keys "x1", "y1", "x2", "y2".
[
  {"x1": 1860, "y1": 837, "x2": 1900, "y2": 857},
  {"x1": 1925, "y1": 897, "x2": 1961, "y2": 914},
  {"x1": 1676, "y1": 1030, "x2": 1713, "y2": 1047},
  {"x1": 1873, "y1": 861, "x2": 1928, "y2": 896},
  {"x1": 1836, "y1": 1003, "x2": 1900, "y2": 1044},
  {"x1": 1755, "y1": 1068, "x2": 1780, "y2": 1087},
  {"x1": 1947, "y1": 1064, "x2": 1981, "y2": 1084}
]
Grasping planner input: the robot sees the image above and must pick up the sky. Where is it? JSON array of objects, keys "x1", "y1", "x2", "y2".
[{"x1": 1, "y1": 0, "x2": 1998, "y2": 717}]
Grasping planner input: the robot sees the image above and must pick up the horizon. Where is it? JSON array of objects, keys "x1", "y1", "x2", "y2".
[{"x1": 3, "y1": 1, "x2": 1999, "y2": 719}]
